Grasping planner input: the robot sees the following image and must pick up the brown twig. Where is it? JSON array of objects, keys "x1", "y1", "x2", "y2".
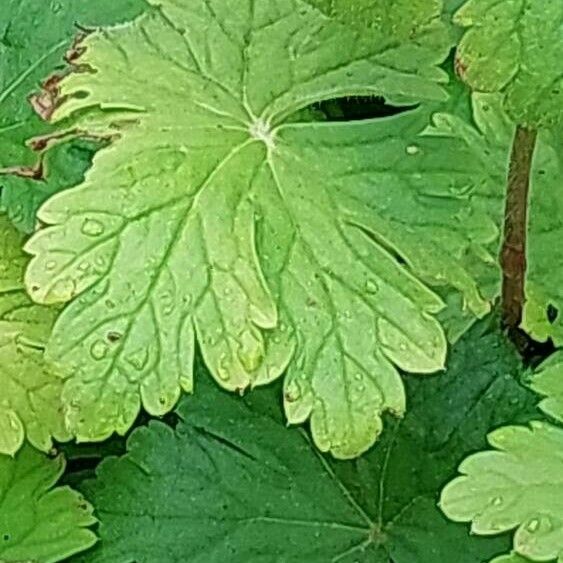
[{"x1": 500, "y1": 125, "x2": 538, "y2": 348}]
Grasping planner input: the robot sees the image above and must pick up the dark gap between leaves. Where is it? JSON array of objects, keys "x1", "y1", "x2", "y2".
[{"x1": 311, "y1": 96, "x2": 416, "y2": 122}]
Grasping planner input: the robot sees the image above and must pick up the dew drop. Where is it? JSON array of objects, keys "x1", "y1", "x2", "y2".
[
  {"x1": 217, "y1": 366, "x2": 230, "y2": 382},
  {"x1": 365, "y1": 279, "x2": 379, "y2": 295},
  {"x1": 45, "y1": 260, "x2": 57, "y2": 271},
  {"x1": 237, "y1": 333, "x2": 264, "y2": 373},
  {"x1": 90, "y1": 340, "x2": 109, "y2": 361},
  {"x1": 284, "y1": 380, "x2": 301, "y2": 403},
  {"x1": 94, "y1": 256, "x2": 107, "y2": 269},
  {"x1": 238, "y1": 347, "x2": 263, "y2": 373},
  {"x1": 526, "y1": 518, "x2": 539, "y2": 533},
  {"x1": 125, "y1": 348, "x2": 149, "y2": 371},
  {"x1": 541, "y1": 516, "x2": 553, "y2": 532},
  {"x1": 490, "y1": 496, "x2": 503, "y2": 506},
  {"x1": 406, "y1": 144, "x2": 420, "y2": 155},
  {"x1": 49, "y1": 278, "x2": 77, "y2": 301},
  {"x1": 81, "y1": 218, "x2": 105, "y2": 237}
]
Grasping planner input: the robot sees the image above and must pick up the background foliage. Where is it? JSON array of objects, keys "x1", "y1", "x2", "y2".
[{"x1": 0, "y1": 0, "x2": 561, "y2": 562}]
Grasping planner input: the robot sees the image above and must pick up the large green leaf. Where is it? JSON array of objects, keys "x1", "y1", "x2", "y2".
[
  {"x1": 72, "y1": 318, "x2": 538, "y2": 562},
  {"x1": 0, "y1": 444, "x2": 96, "y2": 562},
  {"x1": 441, "y1": 421, "x2": 563, "y2": 563},
  {"x1": 0, "y1": 0, "x2": 147, "y2": 232},
  {"x1": 0, "y1": 214, "x2": 68, "y2": 456},
  {"x1": 453, "y1": 0, "x2": 563, "y2": 128},
  {"x1": 22, "y1": 0, "x2": 506, "y2": 457}
]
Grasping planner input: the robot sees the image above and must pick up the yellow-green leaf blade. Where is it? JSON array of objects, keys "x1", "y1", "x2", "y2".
[{"x1": 0, "y1": 214, "x2": 68, "y2": 455}]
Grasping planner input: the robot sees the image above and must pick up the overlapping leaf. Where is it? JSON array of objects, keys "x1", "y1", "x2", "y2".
[
  {"x1": 0, "y1": 0, "x2": 147, "y2": 232},
  {"x1": 523, "y1": 125, "x2": 563, "y2": 345},
  {"x1": 532, "y1": 351, "x2": 563, "y2": 423},
  {"x1": 71, "y1": 318, "x2": 538, "y2": 562},
  {"x1": 0, "y1": 214, "x2": 69, "y2": 455},
  {"x1": 0, "y1": 444, "x2": 96, "y2": 562},
  {"x1": 441, "y1": 421, "x2": 563, "y2": 562},
  {"x1": 21, "y1": 0, "x2": 508, "y2": 457},
  {"x1": 427, "y1": 93, "x2": 563, "y2": 345},
  {"x1": 492, "y1": 554, "x2": 535, "y2": 563},
  {"x1": 304, "y1": 0, "x2": 451, "y2": 47},
  {"x1": 454, "y1": 0, "x2": 563, "y2": 128}
]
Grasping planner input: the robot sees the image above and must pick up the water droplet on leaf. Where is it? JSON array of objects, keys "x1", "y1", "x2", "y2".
[
  {"x1": 90, "y1": 340, "x2": 109, "y2": 360},
  {"x1": 365, "y1": 279, "x2": 379, "y2": 295},
  {"x1": 81, "y1": 218, "x2": 105, "y2": 237},
  {"x1": 125, "y1": 347, "x2": 149, "y2": 371},
  {"x1": 284, "y1": 380, "x2": 301, "y2": 403}
]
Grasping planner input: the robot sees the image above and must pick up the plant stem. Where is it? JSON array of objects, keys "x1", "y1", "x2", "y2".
[{"x1": 500, "y1": 125, "x2": 538, "y2": 339}]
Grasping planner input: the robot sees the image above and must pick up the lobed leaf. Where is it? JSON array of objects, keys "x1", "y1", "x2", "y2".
[
  {"x1": 453, "y1": 0, "x2": 563, "y2": 128},
  {"x1": 0, "y1": 444, "x2": 97, "y2": 562},
  {"x1": 441, "y1": 422, "x2": 563, "y2": 562},
  {"x1": 23, "y1": 0, "x2": 505, "y2": 457},
  {"x1": 0, "y1": 214, "x2": 68, "y2": 456}
]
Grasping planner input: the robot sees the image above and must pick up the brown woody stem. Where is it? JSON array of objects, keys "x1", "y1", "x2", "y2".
[{"x1": 500, "y1": 125, "x2": 538, "y2": 337}]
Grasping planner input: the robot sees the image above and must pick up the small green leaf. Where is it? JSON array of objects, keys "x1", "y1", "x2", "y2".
[
  {"x1": 454, "y1": 0, "x2": 563, "y2": 128},
  {"x1": 0, "y1": 214, "x2": 69, "y2": 455},
  {"x1": 73, "y1": 318, "x2": 537, "y2": 562},
  {"x1": 532, "y1": 351, "x2": 563, "y2": 423},
  {"x1": 0, "y1": 445, "x2": 97, "y2": 562},
  {"x1": 441, "y1": 421, "x2": 563, "y2": 562}
]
